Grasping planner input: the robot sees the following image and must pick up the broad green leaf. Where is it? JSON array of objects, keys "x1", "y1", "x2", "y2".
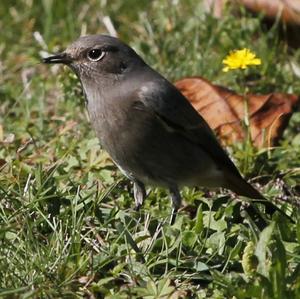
[{"x1": 255, "y1": 222, "x2": 275, "y2": 277}]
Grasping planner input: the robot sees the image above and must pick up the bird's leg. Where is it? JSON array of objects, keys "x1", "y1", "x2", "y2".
[
  {"x1": 169, "y1": 186, "x2": 182, "y2": 225},
  {"x1": 133, "y1": 180, "x2": 146, "y2": 211}
]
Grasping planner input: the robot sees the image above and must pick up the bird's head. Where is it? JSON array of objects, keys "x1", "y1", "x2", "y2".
[{"x1": 43, "y1": 35, "x2": 145, "y2": 82}]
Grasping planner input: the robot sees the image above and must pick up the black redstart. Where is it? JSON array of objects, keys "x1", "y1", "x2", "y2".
[{"x1": 43, "y1": 35, "x2": 285, "y2": 224}]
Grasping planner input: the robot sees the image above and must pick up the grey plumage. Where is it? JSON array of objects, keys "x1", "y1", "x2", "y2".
[{"x1": 43, "y1": 34, "x2": 284, "y2": 224}]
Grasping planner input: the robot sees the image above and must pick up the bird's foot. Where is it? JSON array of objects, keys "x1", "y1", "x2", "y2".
[
  {"x1": 169, "y1": 186, "x2": 182, "y2": 225},
  {"x1": 133, "y1": 180, "x2": 146, "y2": 211}
]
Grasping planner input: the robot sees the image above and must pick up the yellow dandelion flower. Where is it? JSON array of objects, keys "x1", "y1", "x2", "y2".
[{"x1": 222, "y1": 48, "x2": 261, "y2": 72}]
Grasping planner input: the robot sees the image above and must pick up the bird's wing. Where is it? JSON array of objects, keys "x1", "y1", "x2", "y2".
[
  {"x1": 135, "y1": 78, "x2": 243, "y2": 179},
  {"x1": 135, "y1": 78, "x2": 293, "y2": 215}
]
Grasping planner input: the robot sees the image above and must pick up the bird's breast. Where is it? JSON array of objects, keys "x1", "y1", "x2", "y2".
[{"x1": 86, "y1": 92, "x2": 143, "y2": 154}]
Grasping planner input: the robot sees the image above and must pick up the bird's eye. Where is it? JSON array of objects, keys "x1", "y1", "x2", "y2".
[{"x1": 87, "y1": 49, "x2": 105, "y2": 61}]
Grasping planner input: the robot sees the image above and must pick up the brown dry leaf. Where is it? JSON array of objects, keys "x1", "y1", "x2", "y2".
[
  {"x1": 204, "y1": 0, "x2": 300, "y2": 25},
  {"x1": 236, "y1": 0, "x2": 300, "y2": 26},
  {"x1": 175, "y1": 77, "x2": 299, "y2": 148}
]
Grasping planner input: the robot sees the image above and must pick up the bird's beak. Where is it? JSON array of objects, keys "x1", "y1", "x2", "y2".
[{"x1": 42, "y1": 52, "x2": 72, "y2": 65}]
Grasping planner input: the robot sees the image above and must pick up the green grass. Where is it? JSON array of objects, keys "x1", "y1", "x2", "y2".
[{"x1": 1, "y1": 0, "x2": 300, "y2": 298}]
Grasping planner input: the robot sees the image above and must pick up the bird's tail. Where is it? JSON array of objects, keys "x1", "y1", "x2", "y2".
[
  {"x1": 225, "y1": 172, "x2": 294, "y2": 224},
  {"x1": 225, "y1": 172, "x2": 265, "y2": 199}
]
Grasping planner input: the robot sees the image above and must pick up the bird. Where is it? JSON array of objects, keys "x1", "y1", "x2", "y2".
[{"x1": 43, "y1": 34, "x2": 286, "y2": 225}]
